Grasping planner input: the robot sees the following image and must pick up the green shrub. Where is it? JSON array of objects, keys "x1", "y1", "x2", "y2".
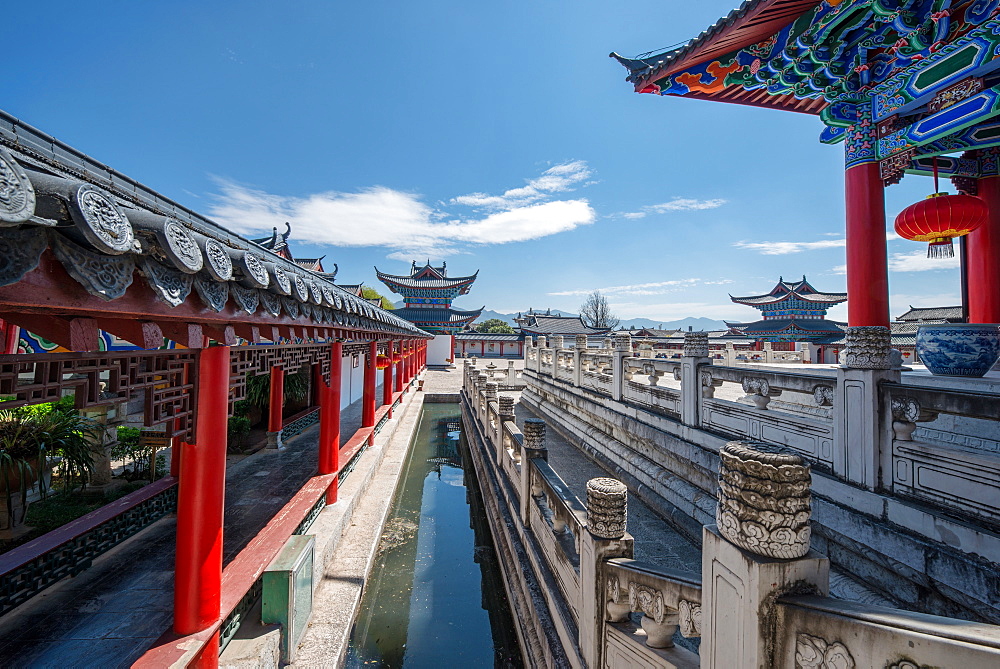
[{"x1": 228, "y1": 416, "x2": 252, "y2": 453}]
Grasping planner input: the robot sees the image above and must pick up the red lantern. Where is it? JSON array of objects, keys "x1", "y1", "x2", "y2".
[
  {"x1": 894, "y1": 192, "x2": 987, "y2": 259},
  {"x1": 376, "y1": 354, "x2": 389, "y2": 370}
]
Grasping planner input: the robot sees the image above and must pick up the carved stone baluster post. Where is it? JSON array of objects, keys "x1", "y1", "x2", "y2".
[
  {"x1": 535, "y1": 336, "x2": 547, "y2": 373},
  {"x1": 702, "y1": 441, "x2": 829, "y2": 669},
  {"x1": 573, "y1": 334, "x2": 588, "y2": 387},
  {"x1": 581, "y1": 478, "x2": 634, "y2": 668},
  {"x1": 680, "y1": 331, "x2": 711, "y2": 427},
  {"x1": 520, "y1": 419, "x2": 548, "y2": 524},
  {"x1": 611, "y1": 332, "x2": 632, "y2": 402},
  {"x1": 498, "y1": 395, "x2": 515, "y2": 465},
  {"x1": 833, "y1": 326, "x2": 900, "y2": 489},
  {"x1": 485, "y1": 382, "x2": 499, "y2": 446},
  {"x1": 474, "y1": 372, "x2": 487, "y2": 423}
]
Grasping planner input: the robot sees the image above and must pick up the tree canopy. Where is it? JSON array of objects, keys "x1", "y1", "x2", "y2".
[
  {"x1": 361, "y1": 286, "x2": 395, "y2": 310},
  {"x1": 475, "y1": 318, "x2": 515, "y2": 334},
  {"x1": 580, "y1": 291, "x2": 619, "y2": 330}
]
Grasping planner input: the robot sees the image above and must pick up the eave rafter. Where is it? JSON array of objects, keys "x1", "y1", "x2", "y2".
[{"x1": 611, "y1": 1, "x2": 1000, "y2": 122}]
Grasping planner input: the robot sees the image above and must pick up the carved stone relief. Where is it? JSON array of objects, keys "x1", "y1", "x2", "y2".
[
  {"x1": 194, "y1": 276, "x2": 229, "y2": 312},
  {"x1": 269, "y1": 263, "x2": 292, "y2": 295},
  {"x1": 587, "y1": 477, "x2": 627, "y2": 539},
  {"x1": 0, "y1": 226, "x2": 48, "y2": 286},
  {"x1": 259, "y1": 290, "x2": 282, "y2": 317},
  {"x1": 717, "y1": 441, "x2": 812, "y2": 559},
  {"x1": 158, "y1": 220, "x2": 203, "y2": 273},
  {"x1": 842, "y1": 326, "x2": 891, "y2": 370},
  {"x1": 678, "y1": 599, "x2": 701, "y2": 637},
  {"x1": 283, "y1": 297, "x2": 301, "y2": 319},
  {"x1": 0, "y1": 148, "x2": 36, "y2": 224},
  {"x1": 202, "y1": 238, "x2": 233, "y2": 281},
  {"x1": 140, "y1": 257, "x2": 192, "y2": 307},
  {"x1": 51, "y1": 233, "x2": 134, "y2": 300},
  {"x1": 605, "y1": 575, "x2": 630, "y2": 622},
  {"x1": 230, "y1": 283, "x2": 259, "y2": 315},
  {"x1": 321, "y1": 284, "x2": 335, "y2": 306},
  {"x1": 794, "y1": 633, "x2": 854, "y2": 669},
  {"x1": 683, "y1": 331, "x2": 709, "y2": 357},
  {"x1": 70, "y1": 185, "x2": 135, "y2": 254},
  {"x1": 238, "y1": 251, "x2": 269, "y2": 289},
  {"x1": 308, "y1": 279, "x2": 322, "y2": 305},
  {"x1": 292, "y1": 274, "x2": 309, "y2": 302},
  {"x1": 613, "y1": 332, "x2": 631, "y2": 352},
  {"x1": 813, "y1": 385, "x2": 834, "y2": 407}
]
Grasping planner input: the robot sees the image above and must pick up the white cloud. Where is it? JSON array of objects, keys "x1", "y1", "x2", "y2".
[
  {"x1": 831, "y1": 249, "x2": 960, "y2": 274},
  {"x1": 737, "y1": 231, "x2": 901, "y2": 256},
  {"x1": 888, "y1": 250, "x2": 960, "y2": 272},
  {"x1": 450, "y1": 160, "x2": 592, "y2": 210},
  {"x1": 207, "y1": 163, "x2": 596, "y2": 258},
  {"x1": 734, "y1": 239, "x2": 846, "y2": 255},
  {"x1": 548, "y1": 277, "x2": 733, "y2": 298},
  {"x1": 621, "y1": 198, "x2": 726, "y2": 219}
]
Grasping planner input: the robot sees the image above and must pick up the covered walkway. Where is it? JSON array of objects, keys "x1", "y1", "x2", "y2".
[{"x1": 0, "y1": 388, "x2": 382, "y2": 668}]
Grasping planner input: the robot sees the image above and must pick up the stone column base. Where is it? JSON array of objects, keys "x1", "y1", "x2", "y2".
[{"x1": 267, "y1": 430, "x2": 284, "y2": 450}]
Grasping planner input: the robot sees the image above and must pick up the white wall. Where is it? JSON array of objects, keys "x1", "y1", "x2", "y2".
[
  {"x1": 427, "y1": 334, "x2": 453, "y2": 366},
  {"x1": 339, "y1": 351, "x2": 368, "y2": 409}
]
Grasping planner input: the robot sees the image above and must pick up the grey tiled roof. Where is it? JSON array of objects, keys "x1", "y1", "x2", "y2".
[
  {"x1": 896, "y1": 306, "x2": 963, "y2": 322},
  {"x1": 741, "y1": 319, "x2": 844, "y2": 334},
  {"x1": 456, "y1": 333, "x2": 523, "y2": 341},
  {"x1": 519, "y1": 316, "x2": 610, "y2": 335}
]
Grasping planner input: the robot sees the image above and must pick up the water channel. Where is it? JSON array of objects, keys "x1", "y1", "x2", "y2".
[{"x1": 346, "y1": 402, "x2": 523, "y2": 668}]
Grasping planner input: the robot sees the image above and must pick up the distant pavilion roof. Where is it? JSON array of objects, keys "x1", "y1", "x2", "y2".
[
  {"x1": 731, "y1": 277, "x2": 847, "y2": 307},
  {"x1": 375, "y1": 265, "x2": 479, "y2": 293},
  {"x1": 740, "y1": 319, "x2": 844, "y2": 335},
  {"x1": 455, "y1": 332, "x2": 524, "y2": 342}
]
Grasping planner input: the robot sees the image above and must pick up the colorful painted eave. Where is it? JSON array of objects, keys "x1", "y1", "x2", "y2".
[{"x1": 610, "y1": 0, "x2": 825, "y2": 114}]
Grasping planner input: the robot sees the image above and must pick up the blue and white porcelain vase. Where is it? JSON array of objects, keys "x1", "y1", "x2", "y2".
[{"x1": 915, "y1": 324, "x2": 1000, "y2": 377}]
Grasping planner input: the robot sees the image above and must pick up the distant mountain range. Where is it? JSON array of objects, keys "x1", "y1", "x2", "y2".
[{"x1": 397, "y1": 302, "x2": 728, "y2": 332}]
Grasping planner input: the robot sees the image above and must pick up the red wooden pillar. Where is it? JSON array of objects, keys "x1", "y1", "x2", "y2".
[
  {"x1": 319, "y1": 341, "x2": 342, "y2": 504},
  {"x1": 1, "y1": 320, "x2": 18, "y2": 355},
  {"x1": 382, "y1": 343, "x2": 394, "y2": 415},
  {"x1": 971, "y1": 175, "x2": 1000, "y2": 323},
  {"x1": 268, "y1": 366, "x2": 284, "y2": 433},
  {"x1": 394, "y1": 340, "x2": 403, "y2": 393},
  {"x1": 174, "y1": 345, "x2": 229, "y2": 651},
  {"x1": 362, "y1": 340, "x2": 377, "y2": 427},
  {"x1": 402, "y1": 340, "x2": 410, "y2": 386},
  {"x1": 845, "y1": 161, "x2": 889, "y2": 327}
]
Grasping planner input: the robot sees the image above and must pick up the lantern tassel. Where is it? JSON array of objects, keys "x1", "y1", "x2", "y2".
[{"x1": 928, "y1": 239, "x2": 954, "y2": 259}]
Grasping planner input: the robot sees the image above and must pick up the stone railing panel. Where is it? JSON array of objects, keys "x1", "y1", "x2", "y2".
[{"x1": 776, "y1": 595, "x2": 1000, "y2": 668}]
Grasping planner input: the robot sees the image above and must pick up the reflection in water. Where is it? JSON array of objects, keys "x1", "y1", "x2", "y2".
[{"x1": 346, "y1": 404, "x2": 522, "y2": 668}]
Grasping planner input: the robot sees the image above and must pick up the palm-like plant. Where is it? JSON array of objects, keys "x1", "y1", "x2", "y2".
[{"x1": 0, "y1": 405, "x2": 100, "y2": 525}]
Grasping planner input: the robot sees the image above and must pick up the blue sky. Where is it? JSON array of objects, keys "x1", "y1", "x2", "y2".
[{"x1": 7, "y1": 1, "x2": 962, "y2": 323}]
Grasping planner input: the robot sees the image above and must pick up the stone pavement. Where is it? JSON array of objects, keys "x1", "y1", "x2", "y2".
[{"x1": 0, "y1": 386, "x2": 383, "y2": 669}]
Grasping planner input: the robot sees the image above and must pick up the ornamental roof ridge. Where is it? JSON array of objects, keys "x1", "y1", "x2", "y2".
[{"x1": 0, "y1": 110, "x2": 429, "y2": 338}]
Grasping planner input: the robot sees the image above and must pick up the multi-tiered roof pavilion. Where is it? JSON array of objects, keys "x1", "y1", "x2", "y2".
[
  {"x1": 376, "y1": 261, "x2": 483, "y2": 334},
  {"x1": 728, "y1": 276, "x2": 846, "y2": 342}
]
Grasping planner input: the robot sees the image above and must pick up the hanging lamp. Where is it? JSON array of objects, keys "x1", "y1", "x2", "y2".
[{"x1": 894, "y1": 157, "x2": 987, "y2": 258}]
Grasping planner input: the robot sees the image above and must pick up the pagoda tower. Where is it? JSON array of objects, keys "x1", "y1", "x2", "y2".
[
  {"x1": 728, "y1": 276, "x2": 846, "y2": 343},
  {"x1": 376, "y1": 261, "x2": 483, "y2": 334}
]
